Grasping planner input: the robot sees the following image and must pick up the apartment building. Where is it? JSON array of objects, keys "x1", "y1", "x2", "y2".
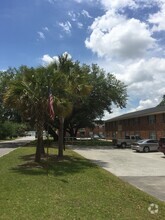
[{"x1": 105, "y1": 105, "x2": 165, "y2": 140}]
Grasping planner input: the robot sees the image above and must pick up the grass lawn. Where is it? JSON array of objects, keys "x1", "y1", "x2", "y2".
[{"x1": 0, "y1": 144, "x2": 165, "y2": 220}]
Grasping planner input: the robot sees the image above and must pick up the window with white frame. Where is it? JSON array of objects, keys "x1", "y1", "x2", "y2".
[
  {"x1": 148, "y1": 115, "x2": 156, "y2": 124},
  {"x1": 149, "y1": 131, "x2": 156, "y2": 139}
]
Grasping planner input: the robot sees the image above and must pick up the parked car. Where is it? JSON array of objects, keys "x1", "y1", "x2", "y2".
[
  {"x1": 91, "y1": 134, "x2": 100, "y2": 139},
  {"x1": 131, "y1": 139, "x2": 159, "y2": 152},
  {"x1": 158, "y1": 137, "x2": 165, "y2": 155},
  {"x1": 114, "y1": 135, "x2": 141, "y2": 148},
  {"x1": 98, "y1": 134, "x2": 106, "y2": 139}
]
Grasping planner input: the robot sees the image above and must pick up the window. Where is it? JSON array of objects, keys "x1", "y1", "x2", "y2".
[
  {"x1": 148, "y1": 115, "x2": 156, "y2": 124},
  {"x1": 134, "y1": 117, "x2": 140, "y2": 125},
  {"x1": 149, "y1": 131, "x2": 156, "y2": 139},
  {"x1": 162, "y1": 113, "x2": 165, "y2": 123}
]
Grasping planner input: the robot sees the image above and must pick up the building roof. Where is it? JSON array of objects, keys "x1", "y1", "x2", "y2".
[{"x1": 106, "y1": 105, "x2": 165, "y2": 122}]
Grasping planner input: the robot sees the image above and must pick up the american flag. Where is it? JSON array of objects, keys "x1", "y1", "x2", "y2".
[{"x1": 48, "y1": 92, "x2": 55, "y2": 120}]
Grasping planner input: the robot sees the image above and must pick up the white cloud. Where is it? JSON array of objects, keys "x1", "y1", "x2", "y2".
[
  {"x1": 99, "y1": 0, "x2": 163, "y2": 11},
  {"x1": 62, "y1": 51, "x2": 72, "y2": 60},
  {"x1": 136, "y1": 99, "x2": 158, "y2": 111},
  {"x1": 74, "y1": 0, "x2": 82, "y2": 2},
  {"x1": 68, "y1": 11, "x2": 78, "y2": 22},
  {"x1": 43, "y1": 27, "x2": 49, "y2": 32},
  {"x1": 46, "y1": 0, "x2": 165, "y2": 121},
  {"x1": 74, "y1": 0, "x2": 97, "y2": 3},
  {"x1": 84, "y1": 0, "x2": 165, "y2": 120},
  {"x1": 77, "y1": 22, "x2": 83, "y2": 29},
  {"x1": 148, "y1": 3, "x2": 165, "y2": 31},
  {"x1": 81, "y1": 9, "x2": 92, "y2": 18},
  {"x1": 37, "y1": 31, "x2": 45, "y2": 39},
  {"x1": 85, "y1": 11, "x2": 155, "y2": 60},
  {"x1": 58, "y1": 21, "x2": 72, "y2": 34},
  {"x1": 41, "y1": 54, "x2": 59, "y2": 65},
  {"x1": 99, "y1": 56, "x2": 165, "y2": 120},
  {"x1": 100, "y1": 0, "x2": 137, "y2": 10},
  {"x1": 41, "y1": 52, "x2": 72, "y2": 66},
  {"x1": 47, "y1": 0, "x2": 56, "y2": 4}
]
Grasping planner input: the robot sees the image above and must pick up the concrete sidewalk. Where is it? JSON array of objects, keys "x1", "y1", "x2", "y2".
[
  {"x1": 0, "y1": 136, "x2": 35, "y2": 158},
  {"x1": 0, "y1": 148, "x2": 16, "y2": 158}
]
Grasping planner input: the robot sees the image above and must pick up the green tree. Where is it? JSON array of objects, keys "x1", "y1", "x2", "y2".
[
  {"x1": 64, "y1": 64, "x2": 127, "y2": 137},
  {"x1": 4, "y1": 66, "x2": 50, "y2": 162},
  {"x1": 47, "y1": 53, "x2": 91, "y2": 157},
  {"x1": 0, "y1": 121, "x2": 27, "y2": 139},
  {"x1": 0, "y1": 68, "x2": 21, "y2": 122},
  {"x1": 3, "y1": 54, "x2": 92, "y2": 160},
  {"x1": 157, "y1": 95, "x2": 165, "y2": 106},
  {"x1": 3, "y1": 55, "x2": 127, "y2": 161}
]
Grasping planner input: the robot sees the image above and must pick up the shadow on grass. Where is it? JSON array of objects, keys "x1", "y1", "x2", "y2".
[
  {"x1": 0, "y1": 140, "x2": 36, "y2": 148},
  {"x1": 11, "y1": 153, "x2": 97, "y2": 177},
  {"x1": 90, "y1": 159, "x2": 110, "y2": 168},
  {"x1": 0, "y1": 142, "x2": 21, "y2": 149}
]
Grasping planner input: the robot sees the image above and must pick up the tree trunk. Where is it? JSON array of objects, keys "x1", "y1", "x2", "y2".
[
  {"x1": 48, "y1": 125, "x2": 58, "y2": 141},
  {"x1": 58, "y1": 116, "x2": 64, "y2": 158},
  {"x1": 65, "y1": 126, "x2": 76, "y2": 139},
  {"x1": 74, "y1": 127, "x2": 79, "y2": 137},
  {"x1": 35, "y1": 132, "x2": 43, "y2": 163},
  {"x1": 35, "y1": 121, "x2": 44, "y2": 163}
]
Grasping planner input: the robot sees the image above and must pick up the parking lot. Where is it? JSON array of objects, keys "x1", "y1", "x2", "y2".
[{"x1": 74, "y1": 147, "x2": 165, "y2": 201}]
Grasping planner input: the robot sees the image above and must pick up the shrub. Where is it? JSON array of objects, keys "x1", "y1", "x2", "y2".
[{"x1": 0, "y1": 121, "x2": 27, "y2": 140}]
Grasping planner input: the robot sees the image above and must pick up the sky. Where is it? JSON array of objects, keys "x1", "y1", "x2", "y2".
[{"x1": 0, "y1": 0, "x2": 165, "y2": 120}]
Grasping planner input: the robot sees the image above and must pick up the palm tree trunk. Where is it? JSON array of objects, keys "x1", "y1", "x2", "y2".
[
  {"x1": 35, "y1": 119, "x2": 45, "y2": 162},
  {"x1": 58, "y1": 116, "x2": 64, "y2": 158},
  {"x1": 35, "y1": 129, "x2": 43, "y2": 162}
]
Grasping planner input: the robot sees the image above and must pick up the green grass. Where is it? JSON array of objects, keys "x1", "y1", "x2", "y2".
[{"x1": 0, "y1": 145, "x2": 165, "y2": 220}]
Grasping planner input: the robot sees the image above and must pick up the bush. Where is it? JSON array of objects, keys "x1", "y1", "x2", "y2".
[{"x1": 0, "y1": 121, "x2": 27, "y2": 140}]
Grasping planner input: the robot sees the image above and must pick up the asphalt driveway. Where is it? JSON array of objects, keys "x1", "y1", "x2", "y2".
[{"x1": 73, "y1": 147, "x2": 165, "y2": 202}]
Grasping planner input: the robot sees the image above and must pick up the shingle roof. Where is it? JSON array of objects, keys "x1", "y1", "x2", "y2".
[{"x1": 106, "y1": 105, "x2": 165, "y2": 122}]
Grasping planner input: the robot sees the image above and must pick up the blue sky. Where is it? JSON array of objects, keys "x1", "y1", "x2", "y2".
[
  {"x1": 1, "y1": 0, "x2": 165, "y2": 119},
  {"x1": 0, "y1": 0, "x2": 103, "y2": 68}
]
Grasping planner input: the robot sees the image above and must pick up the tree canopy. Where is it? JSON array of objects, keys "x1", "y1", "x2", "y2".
[
  {"x1": 64, "y1": 64, "x2": 127, "y2": 137},
  {"x1": 2, "y1": 53, "x2": 127, "y2": 161},
  {"x1": 157, "y1": 95, "x2": 165, "y2": 106}
]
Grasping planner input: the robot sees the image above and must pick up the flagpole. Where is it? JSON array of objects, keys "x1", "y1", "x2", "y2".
[
  {"x1": 47, "y1": 72, "x2": 55, "y2": 175},
  {"x1": 47, "y1": 73, "x2": 50, "y2": 176},
  {"x1": 46, "y1": 127, "x2": 49, "y2": 176}
]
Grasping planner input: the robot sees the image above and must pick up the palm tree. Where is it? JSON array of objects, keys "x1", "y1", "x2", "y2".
[
  {"x1": 47, "y1": 53, "x2": 92, "y2": 157},
  {"x1": 4, "y1": 66, "x2": 50, "y2": 162},
  {"x1": 4, "y1": 54, "x2": 92, "y2": 160}
]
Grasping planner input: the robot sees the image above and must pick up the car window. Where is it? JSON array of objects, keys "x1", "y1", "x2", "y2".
[
  {"x1": 137, "y1": 140, "x2": 145, "y2": 143},
  {"x1": 160, "y1": 138, "x2": 165, "y2": 143},
  {"x1": 153, "y1": 140, "x2": 158, "y2": 143},
  {"x1": 147, "y1": 140, "x2": 157, "y2": 143},
  {"x1": 147, "y1": 140, "x2": 153, "y2": 143}
]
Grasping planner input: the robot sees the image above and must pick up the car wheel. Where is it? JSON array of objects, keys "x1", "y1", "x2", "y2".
[
  {"x1": 143, "y1": 146, "x2": 150, "y2": 153},
  {"x1": 121, "y1": 143, "x2": 126, "y2": 148}
]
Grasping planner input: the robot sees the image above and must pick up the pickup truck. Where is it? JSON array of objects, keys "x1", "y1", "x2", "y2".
[{"x1": 113, "y1": 135, "x2": 142, "y2": 148}]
